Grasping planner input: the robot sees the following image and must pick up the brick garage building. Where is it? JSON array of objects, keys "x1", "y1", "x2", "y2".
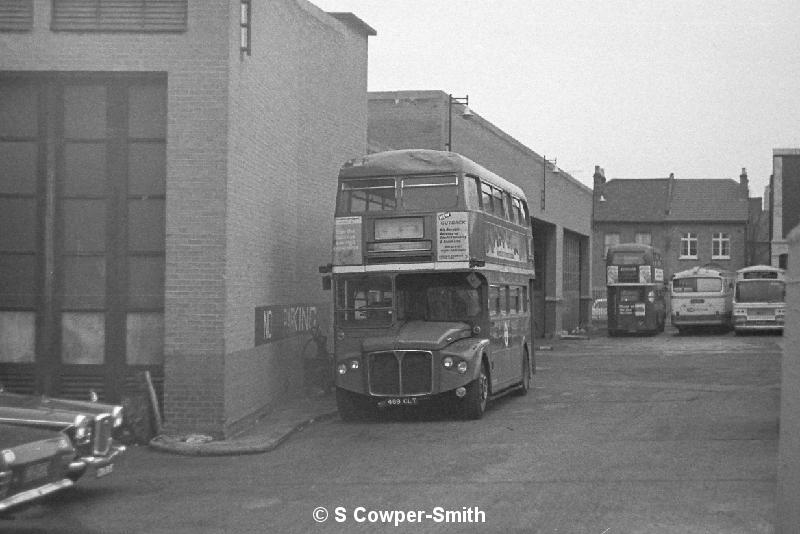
[
  {"x1": 591, "y1": 168, "x2": 755, "y2": 295},
  {"x1": 769, "y1": 148, "x2": 800, "y2": 269},
  {"x1": 368, "y1": 90, "x2": 594, "y2": 336},
  {"x1": 0, "y1": 0, "x2": 374, "y2": 437}
]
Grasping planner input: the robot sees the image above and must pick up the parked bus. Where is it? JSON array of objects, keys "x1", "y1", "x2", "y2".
[
  {"x1": 322, "y1": 149, "x2": 535, "y2": 420},
  {"x1": 733, "y1": 265, "x2": 786, "y2": 334},
  {"x1": 605, "y1": 243, "x2": 666, "y2": 336},
  {"x1": 670, "y1": 266, "x2": 735, "y2": 333}
]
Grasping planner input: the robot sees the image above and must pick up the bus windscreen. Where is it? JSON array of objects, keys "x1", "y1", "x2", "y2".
[{"x1": 735, "y1": 280, "x2": 785, "y2": 303}]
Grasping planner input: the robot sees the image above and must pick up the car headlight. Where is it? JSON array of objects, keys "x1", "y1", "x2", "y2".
[
  {"x1": 734, "y1": 308, "x2": 746, "y2": 315},
  {"x1": 111, "y1": 406, "x2": 124, "y2": 428},
  {"x1": 73, "y1": 414, "x2": 91, "y2": 445},
  {"x1": 777, "y1": 308, "x2": 786, "y2": 316}
]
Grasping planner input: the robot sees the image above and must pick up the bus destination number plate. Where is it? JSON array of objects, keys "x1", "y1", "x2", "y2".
[{"x1": 386, "y1": 397, "x2": 418, "y2": 406}]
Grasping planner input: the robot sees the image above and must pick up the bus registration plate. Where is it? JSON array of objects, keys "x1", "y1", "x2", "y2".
[{"x1": 386, "y1": 397, "x2": 418, "y2": 406}]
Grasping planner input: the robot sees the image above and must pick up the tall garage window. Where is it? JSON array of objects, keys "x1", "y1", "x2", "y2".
[
  {"x1": 0, "y1": 82, "x2": 38, "y2": 364},
  {"x1": 51, "y1": 0, "x2": 187, "y2": 32},
  {"x1": 0, "y1": 73, "x2": 166, "y2": 401},
  {"x1": 0, "y1": 0, "x2": 33, "y2": 31}
]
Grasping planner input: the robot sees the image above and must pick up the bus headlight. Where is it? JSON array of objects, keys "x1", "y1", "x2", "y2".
[
  {"x1": 442, "y1": 356, "x2": 454, "y2": 369},
  {"x1": 337, "y1": 363, "x2": 348, "y2": 375},
  {"x1": 776, "y1": 308, "x2": 785, "y2": 316},
  {"x1": 457, "y1": 361, "x2": 469, "y2": 374},
  {"x1": 1, "y1": 450, "x2": 15, "y2": 465}
]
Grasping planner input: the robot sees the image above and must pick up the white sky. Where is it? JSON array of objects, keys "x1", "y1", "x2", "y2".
[{"x1": 310, "y1": 0, "x2": 800, "y2": 198}]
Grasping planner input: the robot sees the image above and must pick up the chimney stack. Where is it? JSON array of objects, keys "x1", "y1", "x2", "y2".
[{"x1": 739, "y1": 167, "x2": 749, "y2": 198}]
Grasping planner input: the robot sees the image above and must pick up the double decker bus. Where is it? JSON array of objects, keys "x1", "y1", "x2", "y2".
[
  {"x1": 605, "y1": 243, "x2": 666, "y2": 336},
  {"x1": 670, "y1": 266, "x2": 735, "y2": 333},
  {"x1": 733, "y1": 265, "x2": 786, "y2": 334},
  {"x1": 323, "y1": 149, "x2": 535, "y2": 420}
]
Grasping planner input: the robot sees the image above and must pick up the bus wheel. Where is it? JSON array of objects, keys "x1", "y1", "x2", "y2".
[
  {"x1": 336, "y1": 387, "x2": 372, "y2": 422},
  {"x1": 462, "y1": 361, "x2": 489, "y2": 420},
  {"x1": 514, "y1": 349, "x2": 531, "y2": 396}
]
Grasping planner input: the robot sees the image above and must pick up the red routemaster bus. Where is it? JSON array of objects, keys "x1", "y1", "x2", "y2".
[
  {"x1": 606, "y1": 243, "x2": 666, "y2": 336},
  {"x1": 322, "y1": 149, "x2": 536, "y2": 420}
]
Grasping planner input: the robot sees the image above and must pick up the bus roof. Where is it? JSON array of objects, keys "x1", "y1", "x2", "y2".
[
  {"x1": 338, "y1": 149, "x2": 527, "y2": 200},
  {"x1": 737, "y1": 265, "x2": 785, "y2": 274},
  {"x1": 672, "y1": 266, "x2": 733, "y2": 279}
]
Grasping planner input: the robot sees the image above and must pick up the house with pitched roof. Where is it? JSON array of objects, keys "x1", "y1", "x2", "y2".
[{"x1": 591, "y1": 167, "x2": 756, "y2": 297}]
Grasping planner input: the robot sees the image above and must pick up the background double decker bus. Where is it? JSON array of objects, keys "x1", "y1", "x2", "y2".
[
  {"x1": 323, "y1": 149, "x2": 535, "y2": 420},
  {"x1": 733, "y1": 265, "x2": 786, "y2": 334},
  {"x1": 670, "y1": 266, "x2": 735, "y2": 333},
  {"x1": 605, "y1": 243, "x2": 666, "y2": 336}
]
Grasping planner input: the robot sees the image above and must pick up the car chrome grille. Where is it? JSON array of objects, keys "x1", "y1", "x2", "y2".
[
  {"x1": 368, "y1": 351, "x2": 433, "y2": 396},
  {"x1": 93, "y1": 414, "x2": 114, "y2": 456}
]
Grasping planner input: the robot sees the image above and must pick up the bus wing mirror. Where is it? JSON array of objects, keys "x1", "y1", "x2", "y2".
[{"x1": 322, "y1": 275, "x2": 331, "y2": 291}]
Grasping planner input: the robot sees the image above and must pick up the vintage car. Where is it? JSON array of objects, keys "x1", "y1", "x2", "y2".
[
  {"x1": 0, "y1": 389, "x2": 125, "y2": 482},
  {"x1": 0, "y1": 423, "x2": 77, "y2": 513}
]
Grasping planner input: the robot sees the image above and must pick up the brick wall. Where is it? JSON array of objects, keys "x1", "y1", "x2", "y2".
[{"x1": 221, "y1": 0, "x2": 370, "y2": 430}]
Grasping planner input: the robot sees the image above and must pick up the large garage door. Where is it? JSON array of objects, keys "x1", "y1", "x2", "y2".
[{"x1": 0, "y1": 73, "x2": 165, "y2": 402}]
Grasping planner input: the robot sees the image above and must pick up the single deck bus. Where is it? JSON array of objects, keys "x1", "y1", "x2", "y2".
[
  {"x1": 322, "y1": 149, "x2": 536, "y2": 420},
  {"x1": 733, "y1": 265, "x2": 785, "y2": 334},
  {"x1": 670, "y1": 266, "x2": 735, "y2": 333},
  {"x1": 606, "y1": 243, "x2": 666, "y2": 336}
]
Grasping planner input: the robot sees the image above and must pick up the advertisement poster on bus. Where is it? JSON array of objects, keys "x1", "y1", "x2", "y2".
[
  {"x1": 436, "y1": 211, "x2": 469, "y2": 261},
  {"x1": 333, "y1": 216, "x2": 362, "y2": 265},
  {"x1": 485, "y1": 223, "x2": 525, "y2": 263}
]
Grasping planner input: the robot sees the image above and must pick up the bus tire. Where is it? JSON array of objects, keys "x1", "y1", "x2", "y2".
[
  {"x1": 514, "y1": 348, "x2": 531, "y2": 396},
  {"x1": 336, "y1": 387, "x2": 373, "y2": 421},
  {"x1": 462, "y1": 361, "x2": 489, "y2": 420}
]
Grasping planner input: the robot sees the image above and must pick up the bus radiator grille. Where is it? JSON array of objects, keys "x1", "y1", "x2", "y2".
[{"x1": 368, "y1": 351, "x2": 433, "y2": 396}]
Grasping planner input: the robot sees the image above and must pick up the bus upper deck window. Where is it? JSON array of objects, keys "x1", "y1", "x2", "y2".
[
  {"x1": 339, "y1": 178, "x2": 396, "y2": 214},
  {"x1": 401, "y1": 175, "x2": 459, "y2": 210}
]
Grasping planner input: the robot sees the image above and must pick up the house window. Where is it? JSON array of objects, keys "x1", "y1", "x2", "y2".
[
  {"x1": 604, "y1": 233, "x2": 620, "y2": 259},
  {"x1": 0, "y1": 0, "x2": 33, "y2": 31},
  {"x1": 51, "y1": 0, "x2": 188, "y2": 32},
  {"x1": 680, "y1": 232, "x2": 698, "y2": 259},
  {"x1": 712, "y1": 232, "x2": 730, "y2": 259},
  {"x1": 634, "y1": 232, "x2": 651, "y2": 246}
]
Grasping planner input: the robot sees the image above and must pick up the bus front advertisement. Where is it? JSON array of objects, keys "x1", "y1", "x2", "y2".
[{"x1": 326, "y1": 150, "x2": 536, "y2": 420}]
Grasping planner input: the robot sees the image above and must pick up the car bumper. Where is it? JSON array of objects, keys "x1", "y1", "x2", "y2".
[
  {"x1": 0, "y1": 478, "x2": 74, "y2": 513},
  {"x1": 68, "y1": 444, "x2": 126, "y2": 480}
]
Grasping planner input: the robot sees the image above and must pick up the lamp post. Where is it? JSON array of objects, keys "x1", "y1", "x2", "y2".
[{"x1": 446, "y1": 94, "x2": 470, "y2": 152}]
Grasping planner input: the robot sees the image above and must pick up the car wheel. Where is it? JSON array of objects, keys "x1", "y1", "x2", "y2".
[{"x1": 462, "y1": 361, "x2": 489, "y2": 420}]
